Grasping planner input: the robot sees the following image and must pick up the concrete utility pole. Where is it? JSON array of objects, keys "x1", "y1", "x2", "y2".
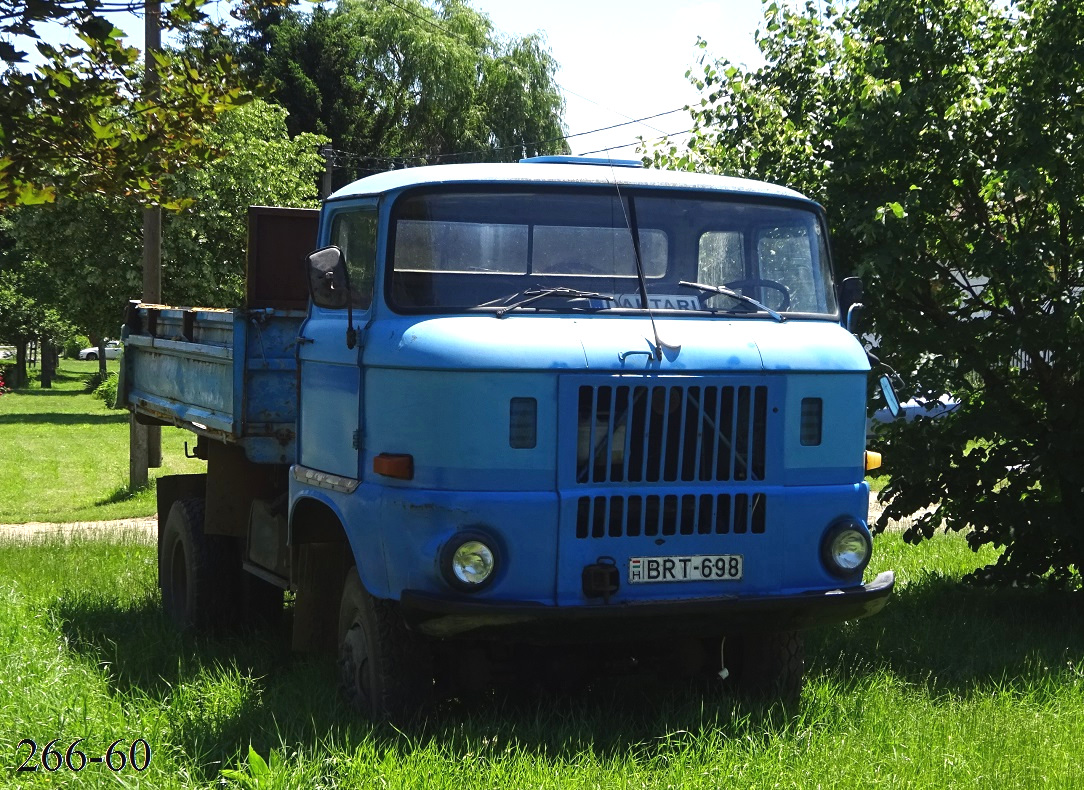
[
  {"x1": 131, "y1": 0, "x2": 163, "y2": 490},
  {"x1": 320, "y1": 145, "x2": 334, "y2": 199}
]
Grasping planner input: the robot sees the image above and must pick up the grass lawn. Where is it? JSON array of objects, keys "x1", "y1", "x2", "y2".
[
  {"x1": 2, "y1": 358, "x2": 1081, "y2": 787},
  {"x1": 0, "y1": 358, "x2": 204, "y2": 523},
  {"x1": 0, "y1": 529, "x2": 1081, "y2": 788}
]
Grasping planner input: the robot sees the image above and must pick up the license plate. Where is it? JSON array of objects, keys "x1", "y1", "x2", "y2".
[{"x1": 628, "y1": 554, "x2": 744, "y2": 583}]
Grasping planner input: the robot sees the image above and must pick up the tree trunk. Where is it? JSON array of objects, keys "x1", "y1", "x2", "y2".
[
  {"x1": 98, "y1": 340, "x2": 107, "y2": 379},
  {"x1": 40, "y1": 339, "x2": 52, "y2": 389},
  {"x1": 12, "y1": 341, "x2": 28, "y2": 388}
]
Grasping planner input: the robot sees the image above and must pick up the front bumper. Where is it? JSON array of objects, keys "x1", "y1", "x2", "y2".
[{"x1": 401, "y1": 570, "x2": 895, "y2": 640}]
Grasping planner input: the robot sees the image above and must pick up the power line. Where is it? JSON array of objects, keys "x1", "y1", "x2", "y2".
[
  {"x1": 558, "y1": 84, "x2": 670, "y2": 135},
  {"x1": 578, "y1": 128, "x2": 695, "y2": 157},
  {"x1": 382, "y1": 0, "x2": 474, "y2": 45},
  {"x1": 320, "y1": 106, "x2": 692, "y2": 169},
  {"x1": 562, "y1": 108, "x2": 684, "y2": 140}
]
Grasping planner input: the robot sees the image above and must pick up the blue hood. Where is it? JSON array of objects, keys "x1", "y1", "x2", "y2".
[{"x1": 363, "y1": 315, "x2": 869, "y2": 374}]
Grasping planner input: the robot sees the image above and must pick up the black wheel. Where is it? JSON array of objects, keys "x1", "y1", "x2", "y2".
[
  {"x1": 337, "y1": 567, "x2": 433, "y2": 720},
  {"x1": 728, "y1": 630, "x2": 805, "y2": 706},
  {"x1": 84, "y1": 352, "x2": 98, "y2": 361},
  {"x1": 725, "y1": 278, "x2": 791, "y2": 311},
  {"x1": 158, "y1": 498, "x2": 236, "y2": 631}
]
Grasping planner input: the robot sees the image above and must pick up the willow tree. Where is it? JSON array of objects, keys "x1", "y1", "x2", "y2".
[{"x1": 227, "y1": 0, "x2": 567, "y2": 179}]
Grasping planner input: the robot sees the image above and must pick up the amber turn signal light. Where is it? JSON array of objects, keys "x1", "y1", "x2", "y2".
[
  {"x1": 864, "y1": 450, "x2": 882, "y2": 472},
  {"x1": 373, "y1": 453, "x2": 414, "y2": 480}
]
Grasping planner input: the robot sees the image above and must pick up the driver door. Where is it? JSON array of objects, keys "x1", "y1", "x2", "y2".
[{"x1": 297, "y1": 200, "x2": 378, "y2": 478}]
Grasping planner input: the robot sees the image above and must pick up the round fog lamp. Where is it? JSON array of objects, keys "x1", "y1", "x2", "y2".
[
  {"x1": 451, "y1": 540, "x2": 495, "y2": 586},
  {"x1": 822, "y1": 521, "x2": 872, "y2": 578}
]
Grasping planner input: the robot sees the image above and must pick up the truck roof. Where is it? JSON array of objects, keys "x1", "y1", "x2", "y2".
[{"x1": 327, "y1": 160, "x2": 814, "y2": 204}]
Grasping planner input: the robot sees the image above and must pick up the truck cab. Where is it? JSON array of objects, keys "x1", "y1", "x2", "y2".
[{"x1": 126, "y1": 157, "x2": 893, "y2": 718}]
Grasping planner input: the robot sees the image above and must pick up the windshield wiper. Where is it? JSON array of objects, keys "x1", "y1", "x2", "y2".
[
  {"x1": 491, "y1": 287, "x2": 614, "y2": 318},
  {"x1": 678, "y1": 281, "x2": 786, "y2": 323}
]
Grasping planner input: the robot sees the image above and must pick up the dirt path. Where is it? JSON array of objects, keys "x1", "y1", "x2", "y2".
[
  {"x1": 1, "y1": 492, "x2": 918, "y2": 541},
  {"x1": 0, "y1": 517, "x2": 157, "y2": 542},
  {"x1": 868, "y1": 493, "x2": 918, "y2": 533}
]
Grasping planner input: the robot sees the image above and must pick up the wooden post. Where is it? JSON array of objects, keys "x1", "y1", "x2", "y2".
[{"x1": 131, "y1": 0, "x2": 161, "y2": 489}]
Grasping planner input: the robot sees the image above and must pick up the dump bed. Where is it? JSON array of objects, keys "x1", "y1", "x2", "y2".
[{"x1": 122, "y1": 305, "x2": 304, "y2": 464}]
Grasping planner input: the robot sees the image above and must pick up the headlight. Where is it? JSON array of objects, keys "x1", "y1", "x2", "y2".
[
  {"x1": 821, "y1": 519, "x2": 872, "y2": 578},
  {"x1": 441, "y1": 532, "x2": 499, "y2": 591}
]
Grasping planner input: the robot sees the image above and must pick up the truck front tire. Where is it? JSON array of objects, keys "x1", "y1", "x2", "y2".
[
  {"x1": 159, "y1": 497, "x2": 235, "y2": 631},
  {"x1": 337, "y1": 567, "x2": 433, "y2": 720},
  {"x1": 731, "y1": 630, "x2": 805, "y2": 706}
]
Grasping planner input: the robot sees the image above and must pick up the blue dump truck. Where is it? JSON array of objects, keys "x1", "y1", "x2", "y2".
[{"x1": 123, "y1": 157, "x2": 894, "y2": 718}]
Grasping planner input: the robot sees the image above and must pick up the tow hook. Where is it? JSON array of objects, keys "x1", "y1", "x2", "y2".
[{"x1": 582, "y1": 556, "x2": 620, "y2": 603}]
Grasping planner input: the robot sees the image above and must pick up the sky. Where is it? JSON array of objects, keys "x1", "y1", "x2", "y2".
[
  {"x1": 469, "y1": 0, "x2": 767, "y2": 156},
  {"x1": 32, "y1": 0, "x2": 769, "y2": 157}
]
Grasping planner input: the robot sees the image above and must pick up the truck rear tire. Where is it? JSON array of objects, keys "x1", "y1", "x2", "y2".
[
  {"x1": 159, "y1": 497, "x2": 235, "y2": 632},
  {"x1": 337, "y1": 567, "x2": 433, "y2": 720}
]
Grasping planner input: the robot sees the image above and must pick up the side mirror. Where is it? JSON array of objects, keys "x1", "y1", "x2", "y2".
[
  {"x1": 846, "y1": 302, "x2": 865, "y2": 334},
  {"x1": 878, "y1": 374, "x2": 901, "y2": 418},
  {"x1": 305, "y1": 245, "x2": 357, "y2": 349},
  {"x1": 839, "y1": 276, "x2": 863, "y2": 333},
  {"x1": 306, "y1": 246, "x2": 350, "y2": 309}
]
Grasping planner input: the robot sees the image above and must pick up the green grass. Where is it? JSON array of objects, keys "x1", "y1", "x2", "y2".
[
  {"x1": 2, "y1": 359, "x2": 1082, "y2": 787},
  {"x1": 0, "y1": 359, "x2": 204, "y2": 523},
  {"x1": 1, "y1": 529, "x2": 1081, "y2": 788}
]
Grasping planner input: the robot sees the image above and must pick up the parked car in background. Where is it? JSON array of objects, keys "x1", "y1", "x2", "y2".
[
  {"x1": 78, "y1": 340, "x2": 122, "y2": 360},
  {"x1": 869, "y1": 393, "x2": 959, "y2": 436}
]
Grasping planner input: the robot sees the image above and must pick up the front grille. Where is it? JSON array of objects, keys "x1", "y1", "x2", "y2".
[
  {"x1": 576, "y1": 384, "x2": 767, "y2": 484},
  {"x1": 575, "y1": 493, "x2": 767, "y2": 539}
]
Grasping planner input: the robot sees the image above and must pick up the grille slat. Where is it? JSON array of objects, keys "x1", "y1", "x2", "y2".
[
  {"x1": 576, "y1": 493, "x2": 768, "y2": 539},
  {"x1": 735, "y1": 387, "x2": 750, "y2": 481},
  {"x1": 576, "y1": 383, "x2": 768, "y2": 484}
]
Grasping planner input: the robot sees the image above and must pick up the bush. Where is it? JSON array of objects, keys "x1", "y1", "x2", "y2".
[
  {"x1": 93, "y1": 371, "x2": 119, "y2": 408},
  {"x1": 65, "y1": 334, "x2": 91, "y2": 359},
  {"x1": 655, "y1": 0, "x2": 1084, "y2": 587}
]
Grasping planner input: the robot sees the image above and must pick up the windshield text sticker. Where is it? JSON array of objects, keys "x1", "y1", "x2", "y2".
[{"x1": 615, "y1": 294, "x2": 700, "y2": 311}]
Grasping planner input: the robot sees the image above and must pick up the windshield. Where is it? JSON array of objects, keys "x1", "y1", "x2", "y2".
[{"x1": 387, "y1": 187, "x2": 838, "y2": 317}]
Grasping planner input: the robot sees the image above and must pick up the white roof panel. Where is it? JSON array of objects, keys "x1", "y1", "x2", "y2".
[{"x1": 328, "y1": 161, "x2": 812, "y2": 203}]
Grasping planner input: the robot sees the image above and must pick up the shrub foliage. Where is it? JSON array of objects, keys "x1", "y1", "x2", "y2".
[{"x1": 650, "y1": 0, "x2": 1084, "y2": 586}]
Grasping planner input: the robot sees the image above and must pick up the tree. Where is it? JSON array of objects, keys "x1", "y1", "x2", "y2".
[
  {"x1": 228, "y1": 0, "x2": 566, "y2": 180},
  {"x1": 0, "y1": 236, "x2": 71, "y2": 387},
  {"x1": 157, "y1": 99, "x2": 326, "y2": 306},
  {"x1": 650, "y1": 0, "x2": 1084, "y2": 586},
  {"x1": 0, "y1": 0, "x2": 265, "y2": 207},
  {"x1": 6, "y1": 99, "x2": 327, "y2": 345}
]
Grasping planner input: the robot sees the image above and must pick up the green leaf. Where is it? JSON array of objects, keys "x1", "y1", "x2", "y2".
[
  {"x1": 87, "y1": 117, "x2": 114, "y2": 140},
  {"x1": 247, "y1": 745, "x2": 270, "y2": 778},
  {"x1": 16, "y1": 184, "x2": 56, "y2": 205}
]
